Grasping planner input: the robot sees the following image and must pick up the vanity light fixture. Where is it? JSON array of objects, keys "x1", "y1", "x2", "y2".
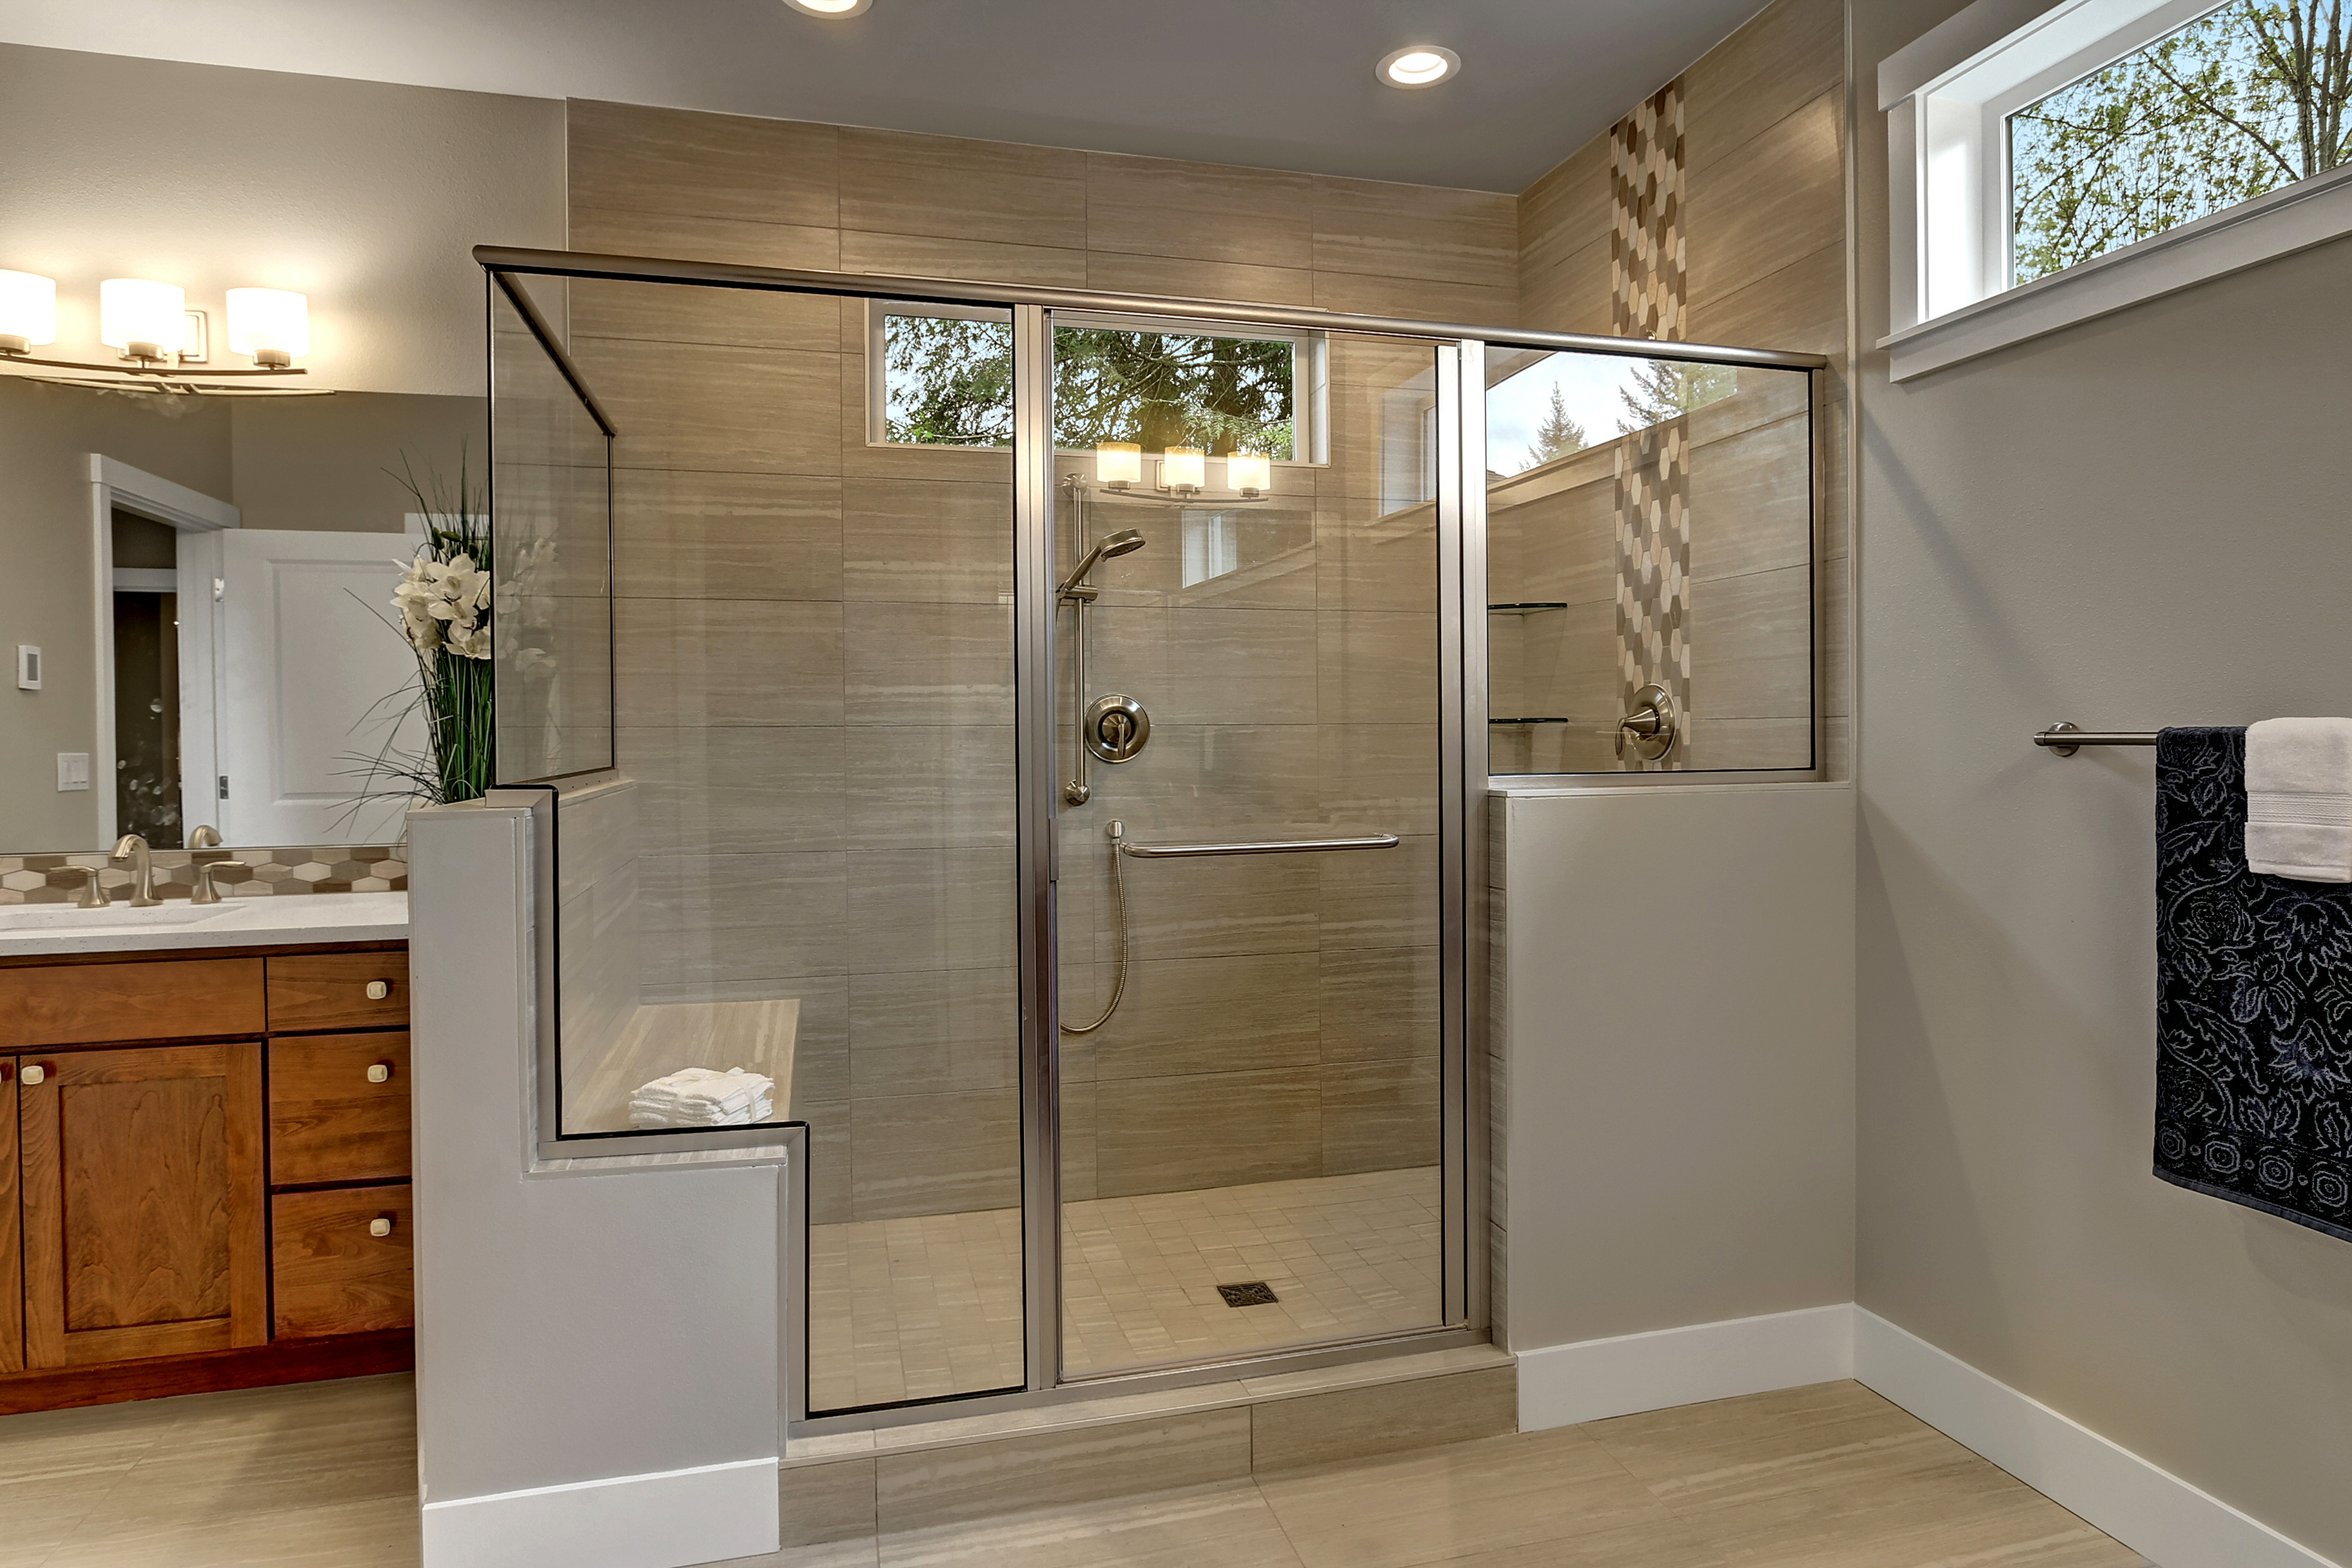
[
  {"x1": 0, "y1": 268, "x2": 315, "y2": 393},
  {"x1": 1161, "y1": 447, "x2": 1206, "y2": 496},
  {"x1": 783, "y1": 0, "x2": 871, "y2": 14},
  {"x1": 1226, "y1": 451, "x2": 1270, "y2": 498},
  {"x1": 1377, "y1": 45, "x2": 1460, "y2": 88},
  {"x1": 0, "y1": 270, "x2": 57, "y2": 355},
  {"x1": 1096, "y1": 442, "x2": 1142, "y2": 490}
]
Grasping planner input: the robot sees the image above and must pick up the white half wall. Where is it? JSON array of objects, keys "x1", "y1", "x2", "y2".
[
  {"x1": 407, "y1": 798, "x2": 785, "y2": 1568},
  {"x1": 1494, "y1": 781, "x2": 1857, "y2": 1354}
]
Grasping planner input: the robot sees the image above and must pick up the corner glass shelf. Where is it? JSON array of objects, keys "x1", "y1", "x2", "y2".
[
  {"x1": 1488, "y1": 602, "x2": 1567, "y2": 614},
  {"x1": 1489, "y1": 716, "x2": 1573, "y2": 725}
]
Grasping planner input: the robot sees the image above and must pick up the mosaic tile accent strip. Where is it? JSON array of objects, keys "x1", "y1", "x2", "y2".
[
  {"x1": 0, "y1": 845, "x2": 406, "y2": 905},
  {"x1": 1609, "y1": 77, "x2": 1692, "y2": 758}
]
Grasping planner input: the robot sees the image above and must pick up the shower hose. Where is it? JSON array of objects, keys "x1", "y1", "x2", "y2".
[{"x1": 1060, "y1": 819, "x2": 1130, "y2": 1035}]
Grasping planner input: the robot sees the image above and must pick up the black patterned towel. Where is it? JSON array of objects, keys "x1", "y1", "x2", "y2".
[{"x1": 2156, "y1": 727, "x2": 2352, "y2": 1241}]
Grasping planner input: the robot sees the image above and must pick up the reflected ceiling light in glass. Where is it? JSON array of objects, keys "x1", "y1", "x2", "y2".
[
  {"x1": 0, "y1": 270, "x2": 57, "y2": 355},
  {"x1": 99, "y1": 278, "x2": 186, "y2": 362},
  {"x1": 783, "y1": 0, "x2": 871, "y2": 14},
  {"x1": 1096, "y1": 442, "x2": 1142, "y2": 489},
  {"x1": 1226, "y1": 451, "x2": 1270, "y2": 497},
  {"x1": 1378, "y1": 45, "x2": 1460, "y2": 88},
  {"x1": 226, "y1": 288, "x2": 310, "y2": 368},
  {"x1": 1161, "y1": 447, "x2": 1206, "y2": 495}
]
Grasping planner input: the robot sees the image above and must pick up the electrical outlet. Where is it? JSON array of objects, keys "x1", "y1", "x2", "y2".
[
  {"x1": 14, "y1": 645, "x2": 38, "y2": 689},
  {"x1": 57, "y1": 752, "x2": 90, "y2": 792}
]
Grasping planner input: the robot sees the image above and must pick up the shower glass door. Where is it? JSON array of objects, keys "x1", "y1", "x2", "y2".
[{"x1": 1050, "y1": 321, "x2": 1458, "y2": 1378}]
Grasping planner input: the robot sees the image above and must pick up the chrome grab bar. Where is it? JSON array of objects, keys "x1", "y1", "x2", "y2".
[{"x1": 1115, "y1": 830, "x2": 1400, "y2": 859}]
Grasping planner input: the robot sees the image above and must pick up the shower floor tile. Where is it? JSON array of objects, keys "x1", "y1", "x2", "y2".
[{"x1": 807, "y1": 1166, "x2": 1444, "y2": 1413}]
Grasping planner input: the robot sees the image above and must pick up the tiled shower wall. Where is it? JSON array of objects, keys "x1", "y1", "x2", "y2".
[
  {"x1": 1513, "y1": 0, "x2": 1850, "y2": 779},
  {"x1": 564, "y1": 103, "x2": 1498, "y2": 1224}
]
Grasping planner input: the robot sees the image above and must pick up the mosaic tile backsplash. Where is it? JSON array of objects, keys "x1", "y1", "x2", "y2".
[{"x1": 0, "y1": 845, "x2": 407, "y2": 904}]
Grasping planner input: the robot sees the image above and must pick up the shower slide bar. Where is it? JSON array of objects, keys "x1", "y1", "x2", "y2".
[
  {"x1": 1117, "y1": 832, "x2": 1401, "y2": 858},
  {"x1": 2033, "y1": 722, "x2": 2159, "y2": 756}
]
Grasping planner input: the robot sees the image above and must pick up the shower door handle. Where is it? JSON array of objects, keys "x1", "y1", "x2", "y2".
[{"x1": 1117, "y1": 833, "x2": 1400, "y2": 859}]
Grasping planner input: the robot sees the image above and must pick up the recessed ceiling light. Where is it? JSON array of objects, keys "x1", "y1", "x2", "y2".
[
  {"x1": 1378, "y1": 45, "x2": 1459, "y2": 88},
  {"x1": 785, "y1": 0, "x2": 870, "y2": 15}
]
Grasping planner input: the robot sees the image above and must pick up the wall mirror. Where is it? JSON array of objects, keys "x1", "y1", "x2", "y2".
[{"x1": 1, "y1": 374, "x2": 487, "y2": 858}]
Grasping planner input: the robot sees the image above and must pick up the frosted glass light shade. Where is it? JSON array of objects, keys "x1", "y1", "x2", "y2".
[
  {"x1": 100, "y1": 279, "x2": 185, "y2": 356},
  {"x1": 1162, "y1": 447, "x2": 1205, "y2": 491},
  {"x1": 1096, "y1": 442, "x2": 1142, "y2": 486},
  {"x1": 1226, "y1": 451, "x2": 1271, "y2": 493},
  {"x1": 227, "y1": 288, "x2": 310, "y2": 364},
  {"x1": 0, "y1": 270, "x2": 57, "y2": 350}
]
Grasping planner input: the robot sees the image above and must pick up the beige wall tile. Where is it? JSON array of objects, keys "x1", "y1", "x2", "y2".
[
  {"x1": 1322, "y1": 1055, "x2": 1442, "y2": 1175},
  {"x1": 849, "y1": 966, "x2": 1019, "y2": 1097},
  {"x1": 841, "y1": 476, "x2": 1015, "y2": 604},
  {"x1": 777, "y1": 1456, "x2": 877, "y2": 1556},
  {"x1": 1688, "y1": 564, "x2": 1812, "y2": 721},
  {"x1": 843, "y1": 600, "x2": 1016, "y2": 725},
  {"x1": 1685, "y1": 242, "x2": 1845, "y2": 359},
  {"x1": 1312, "y1": 177, "x2": 1516, "y2": 289},
  {"x1": 1317, "y1": 610, "x2": 1439, "y2": 729},
  {"x1": 1315, "y1": 505, "x2": 1438, "y2": 614},
  {"x1": 1250, "y1": 1365, "x2": 1518, "y2": 1471},
  {"x1": 873, "y1": 1408, "x2": 1250, "y2": 1533},
  {"x1": 1518, "y1": 137, "x2": 1614, "y2": 281},
  {"x1": 1520, "y1": 234, "x2": 1614, "y2": 336},
  {"x1": 1317, "y1": 833, "x2": 1440, "y2": 952},
  {"x1": 1084, "y1": 251, "x2": 1315, "y2": 309},
  {"x1": 843, "y1": 847, "x2": 1019, "y2": 975},
  {"x1": 849, "y1": 1087, "x2": 1021, "y2": 1220},
  {"x1": 570, "y1": 269, "x2": 843, "y2": 354},
  {"x1": 1095, "y1": 1068, "x2": 1322, "y2": 1197},
  {"x1": 639, "y1": 850, "x2": 849, "y2": 958},
  {"x1": 842, "y1": 723, "x2": 1018, "y2": 851},
  {"x1": 1086, "y1": 153, "x2": 1315, "y2": 269},
  {"x1": 1311, "y1": 270, "x2": 1517, "y2": 328},
  {"x1": 1077, "y1": 721, "x2": 1324, "y2": 837},
  {"x1": 1118, "y1": 851, "x2": 1318, "y2": 961},
  {"x1": 614, "y1": 596, "x2": 844, "y2": 727},
  {"x1": 1162, "y1": 607, "x2": 1319, "y2": 725},
  {"x1": 620, "y1": 725, "x2": 847, "y2": 856},
  {"x1": 839, "y1": 128, "x2": 1086, "y2": 250},
  {"x1": 1683, "y1": 91, "x2": 1844, "y2": 313},
  {"x1": 569, "y1": 204, "x2": 841, "y2": 272},
  {"x1": 581, "y1": 334, "x2": 843, "y2": 475},
  {"x1": 1688, "y1": 412, "x2": 1813, "y2": 584},
  {"x1": 1319, "y1": 945, "x2": 1441, "y2": 1064},
  {"x1": 839, "y1": 228, "x2": 1088, "y2": 288},
  {"x1": 568, "y1": 99, "x2": 838, "y2": 228},
  {"x1": 1084, "y1": 952, "x2": 1322, "y2": 1082},
  {"x1": 612, "y1": 468, "x2": 844, "y2": 602},
  {"x1": 1311, "y1": 723, "x2": 1440, "y2": 839},
  {"x1": 1683, "y1": 716, "x2": 1816, "y2": 772},
  {"x1": 1682, "y1": 0, "x2": 1846, "y2": 179}
]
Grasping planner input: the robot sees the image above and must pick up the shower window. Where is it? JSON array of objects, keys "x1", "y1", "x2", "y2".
[{"x1": 872, "y1": 302, "x2": 1325, "y2": 461}]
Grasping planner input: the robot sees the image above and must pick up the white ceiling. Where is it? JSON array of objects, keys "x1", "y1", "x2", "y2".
[{"x1": 3, "y1": 0, "x2": 1769, "y2": 191}]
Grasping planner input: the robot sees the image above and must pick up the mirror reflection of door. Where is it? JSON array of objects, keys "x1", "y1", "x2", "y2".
[{"x1": 110, "y1": 512, "x2": 185, "y2": 845}]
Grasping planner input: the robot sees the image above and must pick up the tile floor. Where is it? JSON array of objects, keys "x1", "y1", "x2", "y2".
[
  {"x1": 0, "y1": 1374, "x2": 2151, "y2": 1568},
  {"x1": 808, "y1": 1166, "x2": 1444, "y2": 1411}
]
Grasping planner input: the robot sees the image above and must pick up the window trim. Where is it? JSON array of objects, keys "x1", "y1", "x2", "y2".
[
  {"x1": 1879, "y1": 0, "x2": 2352, "y2": 380},
  {"x1": 865, "y1": 299, "x2": 1328, "y2": 462}
]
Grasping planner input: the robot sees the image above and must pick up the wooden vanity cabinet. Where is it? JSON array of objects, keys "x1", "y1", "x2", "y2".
[{"x1": 0, "y1": 940, "x2": 412, "y2": 1413}]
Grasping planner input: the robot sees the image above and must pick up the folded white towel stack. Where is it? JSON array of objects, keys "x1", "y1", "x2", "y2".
[
  {"x1": 2245, "y1": 718, "x2": 2352, "y2": 882},
  {"x1": 628, "y1": 1066, "x2": 777, "y2": 1130}
]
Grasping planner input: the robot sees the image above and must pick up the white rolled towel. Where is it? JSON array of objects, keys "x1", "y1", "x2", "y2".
[
  {"x1": 2245, "y1": 718, "x2": 2352, "y2": 881},
  {"x1": 629, "y1": 1066, "x2": 777, "y2": 1128}
]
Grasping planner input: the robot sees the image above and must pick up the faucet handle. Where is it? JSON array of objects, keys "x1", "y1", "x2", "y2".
[
  {"x1": 191, "y1": 859, "x2": 251, "y2": 906},
  {"x1": 65, "y1": 865, "x2": 109, "y2": 909}
]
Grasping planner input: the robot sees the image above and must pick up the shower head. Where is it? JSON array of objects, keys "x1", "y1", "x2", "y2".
[{"x1": 1057, "y1": 528, "x2": 1148, "y2": 598}]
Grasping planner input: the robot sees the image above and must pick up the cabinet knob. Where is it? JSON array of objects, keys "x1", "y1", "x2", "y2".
[
  {"x1": 365, "y1": 980, "x2": 391, "y2": 1001},
  {"x1": 22, "y1": 1064, "x2": 46, "y2": 1086},
  {"x1": 366, "y1": 1062, "x2": 393, "y2": 1084},
  {"x1": 369, "y1": 1217, "x2": 394, "y2": 1238}
]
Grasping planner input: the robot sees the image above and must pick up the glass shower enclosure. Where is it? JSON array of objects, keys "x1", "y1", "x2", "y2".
[{"x1": 480, "y1": 248, "x2": 1825, "y2": 1424}]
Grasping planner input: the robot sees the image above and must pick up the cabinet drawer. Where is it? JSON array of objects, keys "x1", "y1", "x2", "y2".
[
  {"x1": 269, "y1": 1034, "x2": 411, "y2": 1187},
  {"x1": 0, "y1": 958, "x2": 265, "y2": 1050},
  {"x1": 267, "y1": 952, "x2": 408, "y2": 1033},
  {"x1": 271, "y1": 1184, "x2": 413, "y2": 1338}
]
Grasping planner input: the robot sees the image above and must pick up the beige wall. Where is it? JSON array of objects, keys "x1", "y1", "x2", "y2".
[
  {"x1": 1854, "y1": 0, "x2": 2352, "y2": 1559},
  {"x1": 1509, "y1": 0, "x2": 1850, "y2": 779}
]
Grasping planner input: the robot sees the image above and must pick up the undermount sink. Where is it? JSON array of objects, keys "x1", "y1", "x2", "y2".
[{"x1": 0, "y1": 903, "x2": 233, "y2": 934}]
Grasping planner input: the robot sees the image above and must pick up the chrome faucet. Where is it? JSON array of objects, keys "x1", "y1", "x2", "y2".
[{"x1": 110, "y1": 834, "x2": 162, "y2": 907}]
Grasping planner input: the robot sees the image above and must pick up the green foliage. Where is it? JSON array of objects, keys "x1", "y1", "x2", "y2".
[
  {"x1": 881, "y1": 314, "x2": 1296, "y2": 458},
  {"x1": 1525, "y1": 384, "x2": 1588, "y2": 469},
  {"x1": 2012, "y1": 1, "x2": 2352, "y2": 283},
  {"x1": 1616, "y1": 360, "x2": 1737, "y2": 435}
]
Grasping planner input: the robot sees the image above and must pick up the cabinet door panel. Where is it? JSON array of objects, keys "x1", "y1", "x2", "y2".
[
  {"x1": 20, "y1": 1043, "x2": 268, "y2": 1368},
  {"x1": 1, "y1": 1059, "x2": 19, "y2": 1375},
  {"x1": 269, "y1": 1034, "x2": 411, "y2": 1186},
  {"x1": 272, "y1": 1184, "x2": 414, "y2": 1338}
]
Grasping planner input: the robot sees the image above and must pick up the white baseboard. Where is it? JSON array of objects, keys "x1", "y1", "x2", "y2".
[
  {"x1": 1853, "y1": 1309, "x2": 2339, "y2": 1568},
  {"x1": 1515, "y1": 1303, "x2": 1857, "y2": 1428},
  {"x1": 420, "y1": 1456, "x2": 779, "y2": 1568}
]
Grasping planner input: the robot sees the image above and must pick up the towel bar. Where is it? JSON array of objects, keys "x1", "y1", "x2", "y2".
[
  {"x1": 1116, "y1": 832, "x2": 1400, "y2": 858},
  {"x1": 2033, "y1": 721, "x2": 2159, "y2": 757}
]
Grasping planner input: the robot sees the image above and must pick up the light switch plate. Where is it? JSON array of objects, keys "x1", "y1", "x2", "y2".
[
  {"x1": 57, "y1": 752, "x2": 90, "y2": 792},
  {"x1": 14, "y1": 645, "x2": 38, "y2": 689}
]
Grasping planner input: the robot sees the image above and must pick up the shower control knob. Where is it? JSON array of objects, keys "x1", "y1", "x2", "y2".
[{"x1": 1083, "y1": 694, "x2": 1151, "y2": 763}]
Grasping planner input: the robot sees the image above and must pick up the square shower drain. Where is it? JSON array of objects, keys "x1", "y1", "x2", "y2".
[{"x1": 1217, "y1": 1281, "x2": 1280, "y2": 1308}]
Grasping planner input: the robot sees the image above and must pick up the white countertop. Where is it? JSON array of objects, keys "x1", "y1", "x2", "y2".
[{"x1": 0, "y1": 892, "x2": 408, "y2": 959}]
